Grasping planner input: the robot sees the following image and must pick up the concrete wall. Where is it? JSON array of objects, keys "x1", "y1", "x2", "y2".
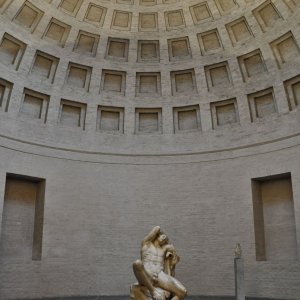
[{"x1": 0, "y1": 137, "x2": 299, "y2": 299}]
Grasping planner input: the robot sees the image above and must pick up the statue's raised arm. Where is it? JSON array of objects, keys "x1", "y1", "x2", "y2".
[
  {"x1": 131, "y1": 227, "x2": 187, "y2": 300},
  {"x1": 142, "y1": 226, "x2": 161, "y2": 245}
]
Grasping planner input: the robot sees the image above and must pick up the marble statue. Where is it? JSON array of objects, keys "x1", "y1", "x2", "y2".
[
  {"x1": 131, "y1": 226, "x2": 187, "y2": 300},
  {"x1": 235, "y1": 243, "x2": 242, "y2": 258}
]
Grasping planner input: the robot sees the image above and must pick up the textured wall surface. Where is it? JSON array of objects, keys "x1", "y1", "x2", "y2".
[{"x1": 0, "y1": 0, "x2": 299, "y2": 299}]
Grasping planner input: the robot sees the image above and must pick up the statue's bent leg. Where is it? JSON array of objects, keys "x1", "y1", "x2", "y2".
[
  {"x1": 157, "y1": 272, "x2": 187, "y2": 300},
  {"x1": 133, "y1": 260, "x2": 156, "y2": 296}
]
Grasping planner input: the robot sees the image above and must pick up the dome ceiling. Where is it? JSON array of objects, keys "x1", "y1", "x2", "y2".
[{"x1": 0, "y1": 0, "x2": 299, "y2": 156}]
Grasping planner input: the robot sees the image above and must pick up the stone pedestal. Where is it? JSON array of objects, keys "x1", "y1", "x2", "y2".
[{"x1": 234, "y1": 258, "x2": 245, "y2": 300}]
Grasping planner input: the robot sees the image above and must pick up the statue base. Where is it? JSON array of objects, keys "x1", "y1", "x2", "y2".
[{"x1": 130, "y1": 283, "x2": 171, "y2": 300}]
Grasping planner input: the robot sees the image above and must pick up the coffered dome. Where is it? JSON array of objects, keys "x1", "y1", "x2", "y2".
[{"x1": 0, "y1": 0, "x2": 299, "y2": 155}]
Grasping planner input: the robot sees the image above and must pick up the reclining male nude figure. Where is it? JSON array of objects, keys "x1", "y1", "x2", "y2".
[{"x1": 133, "y1": 226, "x2": 187, "y2": 300}]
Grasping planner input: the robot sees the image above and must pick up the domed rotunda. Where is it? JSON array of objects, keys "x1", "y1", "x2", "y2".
[{"x1": 0, "y1": 0, "x2": 299, "y2": 299}]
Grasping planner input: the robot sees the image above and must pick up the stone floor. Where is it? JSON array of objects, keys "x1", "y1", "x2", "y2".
[{"x1": 17, "y1": 296, "x2": 291, "y2": 300}]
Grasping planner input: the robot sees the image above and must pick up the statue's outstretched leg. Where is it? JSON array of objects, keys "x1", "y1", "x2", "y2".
[
  {"x1": 133, "y1": 260, "x2": 165, "y2": 300},
  {"x1": 157, "y1": 271, "x2": 187, "y2": 300}
]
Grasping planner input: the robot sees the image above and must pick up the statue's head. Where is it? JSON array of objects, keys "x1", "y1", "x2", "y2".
[{"x1": 157, "y1": 232, "x2": 169, "y2": 246}]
